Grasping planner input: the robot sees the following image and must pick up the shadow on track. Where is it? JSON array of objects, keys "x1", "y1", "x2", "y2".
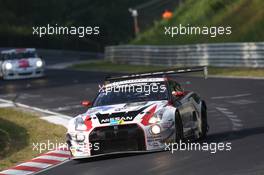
[
  {"x1": 71, "y1": 126, "x2": 264, "y2": 164},
  {"x1": 72, "y1": 151, "x2": 163, "y2": 164},
  {"x1": 206, "y1": 126, "x2": 264, "y2": 143}
]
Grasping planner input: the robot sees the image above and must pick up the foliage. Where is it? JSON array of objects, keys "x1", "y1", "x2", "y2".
[
  {"x1": 132, "y1": 0, "x2": 264, "y2": 45},
  {"x1": 0, "y1": 0, "x2": 148, "y2": 51}
]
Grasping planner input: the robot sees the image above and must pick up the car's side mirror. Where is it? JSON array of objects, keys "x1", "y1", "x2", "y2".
[
  {"x1": 172, "y1": 91, "x2": 184, "y2": 97},
  {"x1": 81, "y1": 100, "x2": 92, "y2": 107}
]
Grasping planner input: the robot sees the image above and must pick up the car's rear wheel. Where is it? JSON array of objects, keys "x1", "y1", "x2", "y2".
[
  {"x1": 200, "y1": 101, "x2": 208, "y2": 139},
  {"x1": 175, "y1": 110, "x2": 184, "y2": 142}
]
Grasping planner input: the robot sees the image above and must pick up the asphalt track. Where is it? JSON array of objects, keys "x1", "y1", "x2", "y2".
[{"x1": 0, "y1": 67, "x2": 264, "y2": 175}]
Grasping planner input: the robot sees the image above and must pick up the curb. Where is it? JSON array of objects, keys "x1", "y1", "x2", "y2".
[
  {"x1": 0, "y1": 98, "x2": 73, "y2": 174},
  {"x1": 0, "y1": 148, "x2": 71, "y2": 175}
]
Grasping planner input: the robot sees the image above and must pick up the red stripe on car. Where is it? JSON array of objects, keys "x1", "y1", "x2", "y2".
[
  {"x1": 19, "y1": 59, "x2": 30, "y2": 68},
  {"x1": 84, "y1": 116, "x2": 93, "y2": 131},
  {"x1": 141, "y1": 105, "x2": 157, "y2": 126}
]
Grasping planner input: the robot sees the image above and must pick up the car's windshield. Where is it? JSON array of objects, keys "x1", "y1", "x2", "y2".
[
  {"x1": 1, "y1": 51, "x2": 37, "y2": 60},
  {"x1": 93, "y1": 81, "x2": 168, "y2": 106}
]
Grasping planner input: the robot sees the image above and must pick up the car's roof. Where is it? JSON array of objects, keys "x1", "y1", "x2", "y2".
[
  {"x1": 106, "y1": 77, "x2": 167, "y2": 87},
  {"x1": 1, "y1": 48, "x2": 36, "y2": 54}
]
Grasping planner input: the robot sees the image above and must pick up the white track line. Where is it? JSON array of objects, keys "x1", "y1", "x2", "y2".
[
  {"x1": 0, "y1": 103, "x2": 14, "y2": 108},
  {"x1": 40, "y1": 115, "x2": 70, "y2": 128},
  {"x1": 53, "y1": 104, "x2": 82, "y2": 112},
  {"x1": 216, "y1": 107, "x2": 243, "y2": 131},
  {"x1": 0, "y1": 98, "x2": 72, "y2": 127},
  {"x1": 211, "y1": 93, "x2": 251, "y2": 100}
]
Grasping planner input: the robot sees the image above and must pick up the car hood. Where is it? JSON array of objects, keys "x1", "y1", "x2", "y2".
[
  {"x1": 68, "y1": 100, "x2": 170, "y2": 132},
  {"x1": 78, "y1": 100, "x2": 169, "y2": 126},
  {"x1": 87, "y1": 100, "x2": 167, "y2": 115}
]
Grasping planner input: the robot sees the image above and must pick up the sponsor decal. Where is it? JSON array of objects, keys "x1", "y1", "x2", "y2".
[
  {"x1": 96, "y1": 105, "x2": 150, "y2": 124},
  {"x1": 19, "y1": 59, "x2": 30, "y2": 68},
  {"x1": 141, "y1": 105, "x2": 157, "y2": 126},
  {"x1": 110, "y1": 118, "x2": 125, "y2": 125},
  {"x1": 101, "y1": 116, "x2": 133, "y2": 124}
]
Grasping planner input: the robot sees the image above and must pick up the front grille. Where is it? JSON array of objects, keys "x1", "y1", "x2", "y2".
[
  {"x1": 18, "y1": 72, "x2": 32, "y2": 76},
  {"x1": 89, "y1": 124, "x2": 145, "y2": 155}
]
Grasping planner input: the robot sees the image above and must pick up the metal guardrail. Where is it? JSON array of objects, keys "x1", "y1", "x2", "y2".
[{"x1": 105, "y1": 42, "x2": 264, "y2": 67}]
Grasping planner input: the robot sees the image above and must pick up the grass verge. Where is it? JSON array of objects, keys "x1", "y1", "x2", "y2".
[
  {"x1": 208, "y1": 67, "x2": 264, "y2": 77},
  {"x1": 132, "y1": 0, "x2": 264, "y2": 45},
  {"x1": 0, "y1": 108, "x2": 66, "y2": 171},
  {"x1": 72, "y1": 61, "x2": 264, "y2": 78}
]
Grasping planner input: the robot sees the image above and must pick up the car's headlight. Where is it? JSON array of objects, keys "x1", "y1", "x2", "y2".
[
  {"x1": 75, "y1": 117, "x2": 87, "y2": 131},
  {"x1": 149, "y1": 110, "x2": 164, "y2": 124},
  {"x1": 36, "y1": 59, "x2": 43, "y2": 67},
  {"x1": 5, "y1": 63, "x2": 13, "y2": 70},
  {"x1": 150, "y1": 124, "x2": 161, "y2": 134}
]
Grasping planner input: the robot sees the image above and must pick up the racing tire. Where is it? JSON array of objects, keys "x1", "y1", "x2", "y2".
[
  {"x1": 175, "y1": 110, "x2": 184, "y2": 142},
  {"x1": 200, "y1": 101, "x2": 208, "y2": 139}
]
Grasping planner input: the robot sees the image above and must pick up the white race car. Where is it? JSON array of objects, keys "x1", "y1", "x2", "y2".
[
  {"x1": 67, "y1": 67, "x2": 209, "y2": 159},
  {"x1": 0, "y1": 48, "x2": 45, "y2": 80}
]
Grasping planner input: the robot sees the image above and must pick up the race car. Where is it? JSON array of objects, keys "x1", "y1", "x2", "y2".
[
  {"x1": 66, "y1": 67, "x2": 209, "y2": 158},
  {"x1": 0, "y1": 48, "x2": 45, "y2": 80}
]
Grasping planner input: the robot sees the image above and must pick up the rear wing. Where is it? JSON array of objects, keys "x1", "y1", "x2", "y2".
[{"x1": 105, "y1": 66, "x2": 208, "y2": 82}]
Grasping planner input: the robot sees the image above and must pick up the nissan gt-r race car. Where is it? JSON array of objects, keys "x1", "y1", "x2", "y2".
[
  {"x1": 0, "y1": 48, "x2": 45, "y2": 80},
  {"x1": 67, "y1": 67, "x2": 209, "y2": 159}
]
